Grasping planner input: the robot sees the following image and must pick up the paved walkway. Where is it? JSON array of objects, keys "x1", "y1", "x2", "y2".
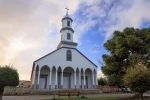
[{"x1": 2, "y1": 93, "x2": 150, "y2": 100}]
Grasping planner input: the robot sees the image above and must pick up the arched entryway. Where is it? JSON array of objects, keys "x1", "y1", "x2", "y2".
[
  {"x1": 39, "y1": 65, "x2": 50, "y2": 89},
  {"x1": 51, "y1": 66, "x2": 56, "y2": 89},
  {"x1": 63, "y1": 67, "x2": 74, "y2": 89},
  {"x1": 85, "y1": 68, "x2": 92, "y2": 89},
  {"x1": 76, "y1": 67, "x2": 79, "y2": 88},
  {"x1": 93, "y1": 69, "x2": 97, "y2": 88},
  {"x1": 81, "y1": 68, "x2": 85, "y2": 88},
  {"x1": 57, "y1": 66, "x2": 62, "y2": 89},
  {"x1": 34, "y1": 65, "x2": 39, "y2": 89}
]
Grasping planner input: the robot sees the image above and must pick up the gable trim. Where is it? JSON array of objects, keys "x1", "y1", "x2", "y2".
[
  {"x1": 33, "y1": 47, "x2": 98, "y2": 68},
  {"x1": 34, "y1": 48, "x2": 61, "y2": 63},
  {"x1": 74, "y1": 48, "x2": 98, "y2": 68}
]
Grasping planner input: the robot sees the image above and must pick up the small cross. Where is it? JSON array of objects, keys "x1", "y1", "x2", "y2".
[{"x1": 65, "y1": 7, "x2": 69, "y2": 13}]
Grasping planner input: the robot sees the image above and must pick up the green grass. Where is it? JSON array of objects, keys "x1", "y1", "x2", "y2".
[{"x1": 43, "y1": 97, "x2": 123, "y2": 100}]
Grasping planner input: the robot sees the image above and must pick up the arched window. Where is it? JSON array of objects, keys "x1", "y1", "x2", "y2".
[
  {"x1": 67, "y1": 20, "x2": 70, "y2": 27},
  {"x1": 66, "y1": 50, "x2": 72, "y2": 61},
  {"x1": 67, "y1": 33, "x2": 71, "y2": 40}
]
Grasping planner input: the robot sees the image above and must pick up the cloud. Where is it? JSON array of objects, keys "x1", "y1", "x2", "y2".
[
  {"x1": 97, "y1": 70, "x2": 105, "y2": 78},
  {"x1": 88, "y1": 43, "x2": 100, "y2": 54},
  {"x1": 0, "y1": 0, "x2": 150, "y2": 80},
  {"x1": 0, "y1": 0, "x2": 82, "y2": 80},
  {"x1": 102, "y1": 0, "x2": 150, "y2": 40}
]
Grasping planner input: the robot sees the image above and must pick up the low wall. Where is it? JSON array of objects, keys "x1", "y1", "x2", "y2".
[
  {"x1": 4, "y1": 87, "x2": 31, "y2": 95},
  {"x1": 3, "y1": 87, "x2": 102, "y2": 95},
  {"x1": 98, "y1": 86, "x2": 121, "y2": 93}
]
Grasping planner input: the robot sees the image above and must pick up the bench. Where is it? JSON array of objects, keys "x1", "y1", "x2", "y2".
[{"x1": 58, "y1": 91, "x2": 79, "y2": 97}]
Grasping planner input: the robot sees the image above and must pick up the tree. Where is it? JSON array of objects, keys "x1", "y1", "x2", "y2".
[
  {"x1": 123, "y1": 63, "x2": 150, "y2": 100},
  {"x1": 101, "y1": 27, "x2": 150, "y2": 85},
  {"x1": 0, "y1": 65, "x2": 19, "y2": 100},
  {"x1": 98, "y1": 77, "x2": 107, "y2": 86}
]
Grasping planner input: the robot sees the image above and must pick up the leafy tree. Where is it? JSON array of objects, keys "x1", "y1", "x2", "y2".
[
  {"x1": 98, "y1": 77, "x2": 107, "y2": 86},
  {"x1": 123, "y1": 63, "x2": 150, "y2": 100},
  {"x1": 0, "y1": 65, "x2": 19, "y2": 100},
  {"x1": 107, "y1": 75, "x2": 122, "y2": 86},
  {"x1": 102, "y1": 27, "x2": 150, "y2": 85}
]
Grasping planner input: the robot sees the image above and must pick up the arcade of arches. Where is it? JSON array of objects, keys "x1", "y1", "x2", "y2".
[{"x1": 32, "y1": 65, "x2": 98, "y2": 89}]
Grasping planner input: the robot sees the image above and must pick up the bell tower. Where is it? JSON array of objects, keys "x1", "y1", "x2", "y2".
[{"x1": 57, "y1": 8, "x2": 78, "y2": 49}]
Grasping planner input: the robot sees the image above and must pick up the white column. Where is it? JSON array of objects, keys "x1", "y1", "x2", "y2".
[
  {"x1": 61, "y1": 72, "x2": 63, "y2": 89},
  {"x1": 74, "y1": 72, "x2": 76, "y2": 89},
  {"x1": 92, "y1": 72, "x2": 95, "y2": 88},
  {"x1": 49, "y1": 71, "x2": 52, "y2": 89},
  {"x1": 37, "y1": 70, "x2": 40, "y2": 89},
  {"x1": 96, "y1": 72, "x2": 98, "y2": 88},
  {"x1": 79, "y1": 72, "x2": 81, "y2": 88},
  {"x1": 55, "y1": 71, "x2": 58, "y2": 89},
  {"x1": 32, "y1": 70, "x2": 36, "y2": 89},
  {"x1": 83, "y1": 72, "x2": 85, "y2": 89}
]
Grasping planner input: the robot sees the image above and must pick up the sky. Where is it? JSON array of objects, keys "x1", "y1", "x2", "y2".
[{"x1": 0, "y1": 0, "x2": 150, "y2": 80}]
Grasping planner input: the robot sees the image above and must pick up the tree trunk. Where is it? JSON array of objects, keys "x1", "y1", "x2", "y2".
[
  {"x1": 0, "y1": 87, "x2": 4, "y2": 100},
  {"x1": 140, "y1": 93, "x2": 144, "y2": 100},
  {"x1": 0, "y1": 92, "x2": 3, "y2": 100}
]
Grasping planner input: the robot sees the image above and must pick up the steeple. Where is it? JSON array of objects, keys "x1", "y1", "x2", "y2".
[{"x1": 57, "y1": 8, "x2": 78, "y2": 49}]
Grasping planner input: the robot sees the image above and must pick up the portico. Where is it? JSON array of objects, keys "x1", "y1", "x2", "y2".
[{"x1": 32, "y1": 65, "x2": 98, "y2": 89}]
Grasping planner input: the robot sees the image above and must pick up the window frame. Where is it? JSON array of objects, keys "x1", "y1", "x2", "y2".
[
  {"x1": 67, "y1": 33, "x2": 71, "y2": 40},
  {"x1": 67, "y1": 20, "x2": 70, "y2": 27},
  {"x1": 66, "y1": 50, "x2": 72, "y2": 61}
]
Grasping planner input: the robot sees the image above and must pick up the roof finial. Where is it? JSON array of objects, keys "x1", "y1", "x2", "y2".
[{"x1": 65, "y1": 7, "x2": 69, "y2": 13}]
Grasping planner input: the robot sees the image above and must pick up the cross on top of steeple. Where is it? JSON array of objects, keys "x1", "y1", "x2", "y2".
[{"x1": 65, "y1": 7, "x2": 69, "y2": 13}]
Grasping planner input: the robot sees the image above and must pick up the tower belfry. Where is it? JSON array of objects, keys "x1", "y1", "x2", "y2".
[{"x1": 57, "y1": 8, "x2": 78, "y2": 49}]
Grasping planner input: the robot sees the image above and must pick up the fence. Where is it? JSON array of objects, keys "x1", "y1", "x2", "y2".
[
  {"x1": 3, "y1": 87, "x2": 102, "y2": 95},
  {"x1": 4, "y1": 87, "x2": 31, "y2": 95},
  {"x1": 98, "y1": 85, "x2": 122, "y2": 93}
]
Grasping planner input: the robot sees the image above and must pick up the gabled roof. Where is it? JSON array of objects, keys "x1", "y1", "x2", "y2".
[
  {"x1": 34, "y1": 48, "x2": 61, "y2": 63},
  {"x1": 31, "y1": 47, "x2": 98, "y2": 80},
  {"x1": 34, "y1": 47, "x2": 98, "y2": 68}
]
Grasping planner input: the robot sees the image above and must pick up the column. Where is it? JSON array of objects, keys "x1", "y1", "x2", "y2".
[
  {"x1": 55, "y1": 71, "x2": 58, "y2": 89},
  {"x1": 37, "y1": 70, "x2": 40, "y2": 89},
  {"x1": 79, "y1": 72, "x2": 81, "y2": 88},
  {"x1": 95, "y1": 72, "x2": 98, "y2": 88},
  {"x1": 83, "y1": 72, "x2": 85, "y2": 89},
  {"x1": 32, "y1": 70, "x2": 36, "y2": 89},
  {"x1": 92, "y1": 72, "x2": 95, "y2": 88},
  {"x1": 49, "y1": 71, "x2": 52, "y2": 89},
  {"x1": 61, "y1": 72, "x2": 63, "y2": 89},
  {"x1": 74, "y1": 72, "x2": 76, "y2": 89}
]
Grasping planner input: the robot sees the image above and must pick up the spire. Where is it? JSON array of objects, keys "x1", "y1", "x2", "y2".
[
  {"x1": 65, "y1": 7, "x2": 69, "y2": 17},
  {"x1": 57, "y1": 8, "x2": 78, "y2": 49}
]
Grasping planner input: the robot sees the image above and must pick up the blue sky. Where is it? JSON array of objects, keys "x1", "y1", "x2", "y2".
[{"x1": 0, "y1": 0, "x2": 150, "y2": 80}]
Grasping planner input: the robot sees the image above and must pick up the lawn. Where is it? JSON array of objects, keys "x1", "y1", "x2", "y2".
[
  {"x1": 43, "y1": 96, "x2": 150, "y2": 100},
  {"x1": 43, "y1": 96, "x2": 126, "y2": 100}
]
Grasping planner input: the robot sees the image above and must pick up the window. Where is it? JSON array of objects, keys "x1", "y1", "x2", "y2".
[
  {"x1": 66, "y1": 50, "x2": 72, "y2": 61},
  {"x1": 67, "y1": 33, "x2": 71, "y2": 40},
  {"x1": 67, "y1": 20, "x2": 70, "y2": 27}
]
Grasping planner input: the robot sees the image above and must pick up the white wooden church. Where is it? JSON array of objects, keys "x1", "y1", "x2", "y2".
[{"x1": 30, "y1": 10, "x2": 98, "y2": 89}]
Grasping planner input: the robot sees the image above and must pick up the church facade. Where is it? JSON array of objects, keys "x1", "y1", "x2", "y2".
[{"x1": 30, "y1": 12, "x2": 98, "y2": 89}]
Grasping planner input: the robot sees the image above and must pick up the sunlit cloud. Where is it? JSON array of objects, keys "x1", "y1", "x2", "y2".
[{"x1": 0, "y1": 0, "x2": 149, "y2": 80}]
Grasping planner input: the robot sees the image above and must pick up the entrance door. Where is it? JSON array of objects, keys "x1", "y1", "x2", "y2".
[
  {"x1": 81, "y1": 76, "x2": 88, "y2": 88},
  {"x1": 63, "y1": 76, "x2": 68, "y2": 88},
  {"x1": 39, "y1": 75, "x2": 47, "y2": 89},
  {"x1": 39, "y1": 78, "x2": 46, "y2": 89}
]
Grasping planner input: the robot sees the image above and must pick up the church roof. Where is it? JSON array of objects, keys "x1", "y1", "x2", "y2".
[
  {"x1": 57, "y1": 41, "x2": 78, "y2": 49},
  {"x1": 60, "y1": 27, "x2": 74, "y2": 33},
  {"x1": 61, "y1": 12, "x2": 73, "y2": 22},
  {"x1": 33, "y1": 47, "x2": 98, "y2": 68}
]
